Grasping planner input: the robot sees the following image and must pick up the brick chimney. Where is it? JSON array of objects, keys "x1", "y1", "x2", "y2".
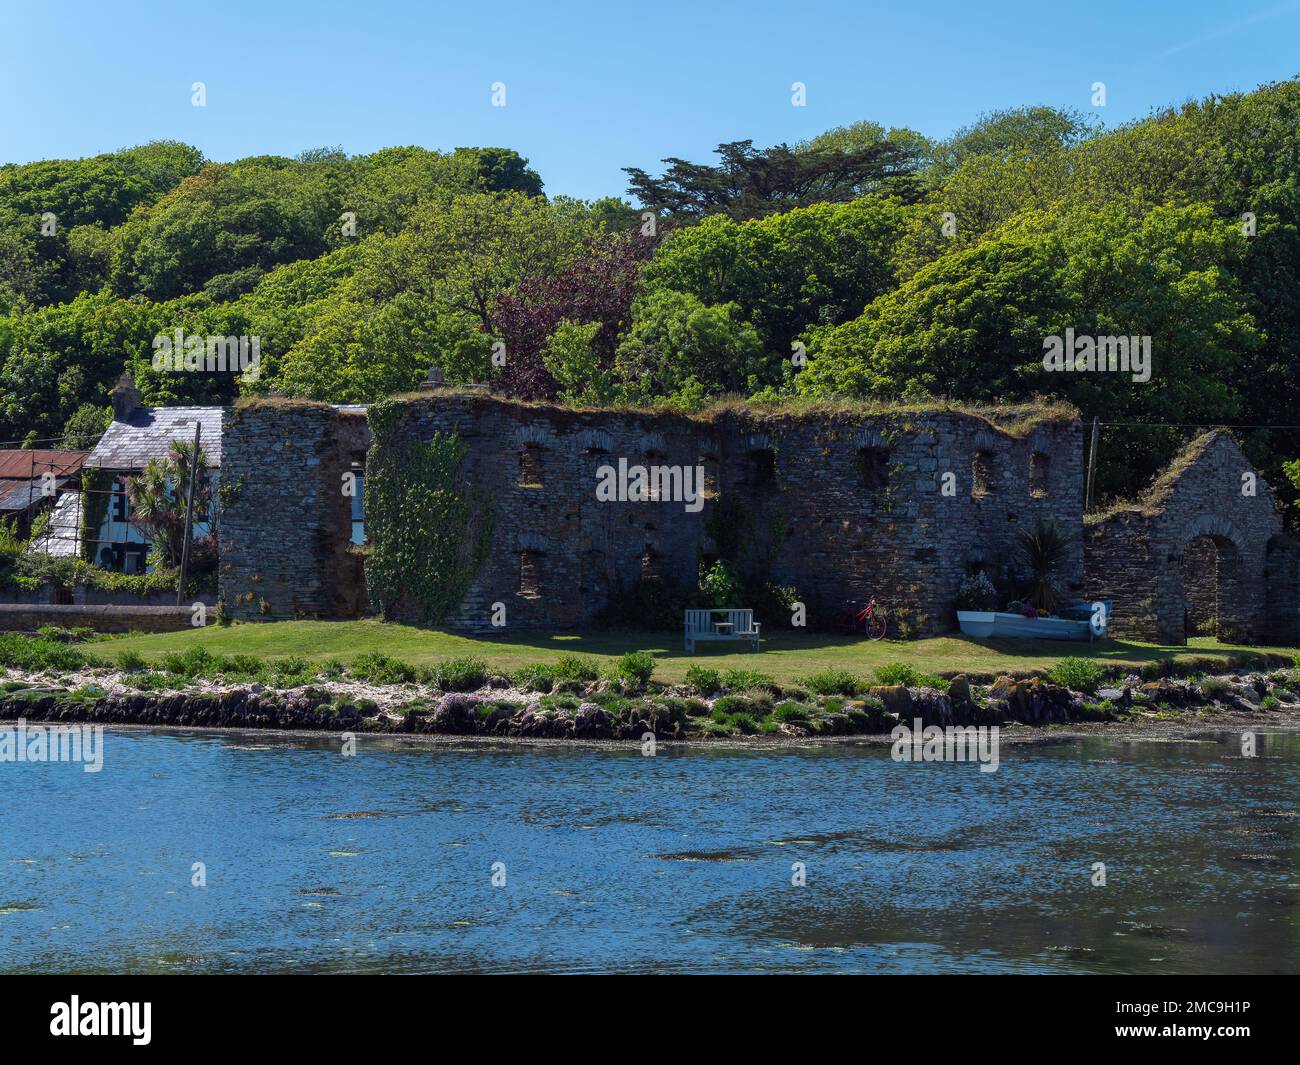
[{"x1": 110, "y1": 372, "x2": 142, "y2": 422}]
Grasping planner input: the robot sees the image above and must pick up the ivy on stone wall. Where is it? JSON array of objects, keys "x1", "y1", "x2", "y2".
[
  {"x1": 79, "y1": 468, "x2": 116, "y2": 562},
  {"x1": 364, "y1": 401, "x2": 494, "y2": 625}
]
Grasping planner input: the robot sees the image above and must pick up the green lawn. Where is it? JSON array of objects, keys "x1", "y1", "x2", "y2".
[{"x1": 95, "y1": 619, "x2": 1299, "y2": 684}]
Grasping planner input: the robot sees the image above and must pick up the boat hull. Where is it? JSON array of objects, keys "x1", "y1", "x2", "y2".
[{"x1": 956, "y1": 610, "x2": 1093, "y2": 641}]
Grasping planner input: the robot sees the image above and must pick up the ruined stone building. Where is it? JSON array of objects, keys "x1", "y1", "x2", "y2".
[{"x1": 211, "y1": 390, "x2": 1293, "y2": 646}]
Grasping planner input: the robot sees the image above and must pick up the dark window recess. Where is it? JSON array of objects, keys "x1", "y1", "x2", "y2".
[
  {"x1": 519, "y1": 551, "x2": 542, "y2": 597},
  {"x1": 858, "y1": 447, "x2": 889, "y2": 494},
  {"x1": 1029, "y1": 452, "x2": 1050, "y2": 496},
  {"x1": 519, "y1": 446, "x2": 543, "y2": 487},
  {"x1": 750, "y1": 449, "x2": 776, "y2": 487},
  {"x1": 972, "y1": 451, "x2": 995, "y2": 496}
]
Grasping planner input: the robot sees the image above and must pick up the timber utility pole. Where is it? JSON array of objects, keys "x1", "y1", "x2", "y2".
[{"x1": 175, "y1": 423, "x2": 202, "y2": 607}]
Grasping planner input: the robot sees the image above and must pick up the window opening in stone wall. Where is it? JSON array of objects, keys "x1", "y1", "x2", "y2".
[
  {"x1": 858, "y1": 446, "x2": 889, "y2": 497},
  {"x1": 750, "y1": 448, "x2": 776, "y2": 489},
  {"x1": 519, "y1": 550, "x2": 542, "y2": 597},
  {"x1": 519, "y1": 445, "x2": 543, "y2": 488},
  {"x1": 1029, "y1": 451, "x2": 1050, "y2": 497}
]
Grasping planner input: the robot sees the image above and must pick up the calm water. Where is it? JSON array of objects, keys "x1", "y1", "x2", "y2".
[{"x1": 2, "y1": 727, "x2": 1298, "y2": 974}]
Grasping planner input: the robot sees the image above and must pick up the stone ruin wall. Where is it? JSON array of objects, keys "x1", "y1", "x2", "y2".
[
  {"x1": 220, "y1": 395, "x2": 1086, "y2": 636},
  {"x1": 218, "y1": 402, "x2": 369, "y2": 622},
  {"x1": 1084, "y1": 432, "x2": 1294, "y2": 645}
]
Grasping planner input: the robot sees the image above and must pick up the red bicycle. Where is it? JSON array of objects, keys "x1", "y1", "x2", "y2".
[{"x1": 837, "y1": 598, "x2": 888, "y2": 639}]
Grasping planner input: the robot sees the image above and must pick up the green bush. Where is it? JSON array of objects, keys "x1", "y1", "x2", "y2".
[
  {"x1": 772, "y1": 700, "x2": 810, "y2": 722},
  {"x1": 116, "y1": 650, "x2": 148, "y2": 673},
  {"x1": 267, "y1": 655, "x2": 317, "y2": 686},
  {"x1": 350, "y1": 652, "x2": 417, "y2": 685},
  {"x1": 550, "y1": 654, "x2": 600, "y2": 682},
  {"x1": 685, "y1": 665, "x2": 721, "y2": 694},
  {"x1": 429, "y1": 656, "x2": 488, "y2": 691},
  {"x1": 37, "y1": 625, "x2": 94, "y2": 643},
  {"x1": 1047, "y1": 656, "x2": 1105, "y2": 693},
  {"x1": 319, "y1": 658, "x2": 347, "y2": 679},
  {"x1": 219, "y1": 654, "x2": 267, "y2": 678},
  {"x1": 801, "y1": 668, "x2": 863, "y2": 696},
  {"x1": 0, "y1": 633, "x2": 100, "y2": 673},
  {"x1": 513, "y1": 663, "x2": 554, "y2": 692},
  {"x1": 711, "y1": 695, "x2": 754, "y2": 718},
  {"x1": 1260, "y1": 694, "x2": 1280, "y2": 710},
  {"x1": 1199, "y1": 675, "x2": 1232, "y2": 699},
  {"x1": 615, "y1": 650, "x2": 656, "y2": 686},
  {"x1": 872, "y1": 662, "x2": 945, "y2": 688},
  {"x1": 737, "y1": 687, "x2": 775, "y2": 711},
  {"x1": 873, "y1": 661, "x2": 920, "y2": 686},
  {"x1": 159, "y1": 646, "x2": 220, "y2": 678},
  {"x1": 720, "y1": 668, "x2": 777, "y2": 692}
]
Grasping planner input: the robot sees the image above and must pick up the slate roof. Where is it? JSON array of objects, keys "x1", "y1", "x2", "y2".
[{"x1": 84, "y1": 407, "x2": 223, "y2": 470}]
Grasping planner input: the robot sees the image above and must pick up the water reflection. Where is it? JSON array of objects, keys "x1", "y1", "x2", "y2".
[{"x1": 1, "y1": 728, "x2": 1296, "y2": 973}]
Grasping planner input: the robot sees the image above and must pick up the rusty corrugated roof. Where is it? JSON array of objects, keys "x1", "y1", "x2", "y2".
[{"x1": 0, "y1": 450, "x2": 87, "y2": 479}]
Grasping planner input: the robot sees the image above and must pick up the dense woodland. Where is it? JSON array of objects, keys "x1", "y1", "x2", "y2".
[{"x1": 2, "y1": 80, "x2": 1299, "y2": 509}]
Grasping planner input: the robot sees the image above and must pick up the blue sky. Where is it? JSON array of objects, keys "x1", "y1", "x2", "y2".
[{"x1": 2, "y1": 0, "x2": 1298, "y2": 201}]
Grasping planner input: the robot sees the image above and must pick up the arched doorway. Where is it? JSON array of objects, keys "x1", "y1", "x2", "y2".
[{"x1": 1179, "y1": 532, "x2": 1246, "y2": 642}]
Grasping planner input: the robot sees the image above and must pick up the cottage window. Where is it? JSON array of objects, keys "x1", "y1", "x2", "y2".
[
  {"x1": 1029, "y1": 452, "x2": 1050, "y2": 497},
  {"x1": 972, "y1": 451, "x2": 996, "y2": 497},
  {"x1": 519, "y1": 445, "x2": 543, "y2": 488}
]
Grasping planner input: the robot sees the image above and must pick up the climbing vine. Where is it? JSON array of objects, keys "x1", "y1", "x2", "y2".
[{"x1": 364, "y1": 401, "x2": 494, "y2": 625}]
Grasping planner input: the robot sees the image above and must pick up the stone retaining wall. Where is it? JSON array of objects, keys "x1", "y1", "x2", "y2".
[{"x1": 0, "y1": 604, "x2": 198, "y2": 633}]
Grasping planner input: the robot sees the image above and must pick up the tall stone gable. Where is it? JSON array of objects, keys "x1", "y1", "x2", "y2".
[{"x1": 1084, "y1": 431, "x2": 1298, "y2": 644}]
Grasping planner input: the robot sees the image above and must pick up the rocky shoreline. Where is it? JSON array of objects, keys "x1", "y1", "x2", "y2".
[{"x1": 4, "y1": 666, "x2": 1299, "y2": 742}]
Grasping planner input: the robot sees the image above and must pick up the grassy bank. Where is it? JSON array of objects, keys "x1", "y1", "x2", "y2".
[{"x1": 91, "y1": 619, "x2": 1298, "y2": 684}]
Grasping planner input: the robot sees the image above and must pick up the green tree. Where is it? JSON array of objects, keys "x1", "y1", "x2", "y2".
[
  {"x1": 615, "y1": 290, "x2": 765, "y2": 398},
  {"x1": 542, "y1": 319, "x2": 610, "y2": 403}
]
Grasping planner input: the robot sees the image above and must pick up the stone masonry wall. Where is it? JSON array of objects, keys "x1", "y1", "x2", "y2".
[
  {"x1": 220, "y1": 395, "x2": 1090, "y2": 635},
  {"x1": 375, "y1": 394, "x2": 718, "y2": 631},
  {"x1": 219, "y1": 402, "x2": 369, "y2": 621},
  {"x1": 1084, "y1": 432, "x2": 1291, "y2": 644},
  {"x1": 714, "y1": 409, "x2": 1084, "y2": 635}
]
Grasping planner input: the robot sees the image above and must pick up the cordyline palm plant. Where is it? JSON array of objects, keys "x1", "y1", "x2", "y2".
[
  {"x1": 1017, "y1": 520, "x2": 1068, "y2": 615},
  {"x1": 126, "y1": 441, "x2": 211, "y2": 568}
]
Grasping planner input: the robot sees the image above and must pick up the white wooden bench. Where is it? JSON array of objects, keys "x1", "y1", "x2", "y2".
[{"x1": 684, "y1": 608, "x2": 761, "y2": 653}]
